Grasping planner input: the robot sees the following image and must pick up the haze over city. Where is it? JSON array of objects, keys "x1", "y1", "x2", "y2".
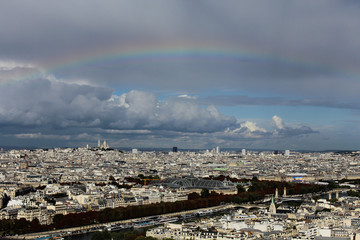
[{"x1": 1, "y1": 0, "x2": 360, "y2": 150}]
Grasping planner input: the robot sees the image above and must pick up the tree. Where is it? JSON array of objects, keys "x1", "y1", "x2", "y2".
[
  {"x1": 29, "y1": 218, "x2": 42, "y2": 232},
  {"x1": 201, "y1": 188, "x2": 210, "y2": 198},
  {"x1": 236, "y1": 184, "x2": 245, "y2": 194},
  {"x1": 188, "y1": 192, "x2": 200, "y2": 200},
  {"x1": 348, "y1": 190, "x2": 360, "y2": 198},
  {"x1": 135, "y1": 236, "x2": 158, "y2": 240},
  {"x1": 53, "y1": 214, "x2": 64, "y2": 226},
  {"x1": 312, "y1": 195, "x2": 321, "y2": 202},
  {"x1": 327, "y1": 181, "x2": 337, "y2": 190}
]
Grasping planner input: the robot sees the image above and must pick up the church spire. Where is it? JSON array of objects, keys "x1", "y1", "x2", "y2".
[{"x1": 269, "y1": 196, "x2": 276, "y2": 214}]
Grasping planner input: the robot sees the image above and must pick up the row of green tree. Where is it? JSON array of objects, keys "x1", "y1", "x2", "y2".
[
  {"x1": 348, "y1": 190, "x2": 360, "y2": 198},
  {"x1": 0, "y1": 180, "x2": 327, "y2": 235}
]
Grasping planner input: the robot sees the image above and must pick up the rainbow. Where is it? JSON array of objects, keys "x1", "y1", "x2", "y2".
[{"x1": 1, "y1": 42, "x2": 354, "y2": 87}]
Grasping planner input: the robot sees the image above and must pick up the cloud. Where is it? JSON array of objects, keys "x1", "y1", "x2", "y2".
[
  {"x1": 0, "y1": 60, "x2": 42, "y2": 85},
  {"x1": 0, "y1": 1, "x2": 360, "y2": 100},
  {"x1": 0, "y1": 75, "x2": 318, "y2": 148},
  {"x1": 0, "y1": 1, "x2": 354, "y2": 149},
  {"x1": 0, "y1": 60, "x2": 36, "y2": 71},
  {"x1": 200, "y1": 95, "x2": 360, "y2": 110},
  {"x1": 272, "y1": 115, "x2": 285, "y2": 130},
  {"x1": 219, "y1": 116, "x2": 316, "y2": 141},
  {"x1": 178, "y1": 94, "x2": 198, "y2": 100},
  {"x1": 104, "y1": 129, "x2": 152, "y2": 134},
  {"x1": 0, "y1": 78, "x2": 236, "y2": 134},
  {"x1": 272, "y1": 115, "x2": 317, "y2": 137},
  {"x1": 223, "y1": 121, "x2": 268, "y2": 139},
  {"x1": 0, "y1": 78, "x2": 113, "y2": 128},
  {"x1": 14, "y1": 133, "x2": 71, "y2": 140},
  {"x1": 241, "y1": 121, "x2": 267, "y2": 133}
]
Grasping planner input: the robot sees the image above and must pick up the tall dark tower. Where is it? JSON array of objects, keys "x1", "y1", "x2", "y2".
[{"x1": 172, "y1": 147, "x2": 178, "y2": 152}]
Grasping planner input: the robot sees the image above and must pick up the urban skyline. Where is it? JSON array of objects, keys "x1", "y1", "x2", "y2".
[{"x1": 1, "y1": 1, "x2": 360, "y2": 150}]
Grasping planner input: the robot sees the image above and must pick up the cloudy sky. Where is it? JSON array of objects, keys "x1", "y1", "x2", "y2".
[{"x1": 1, "y1": 0, "x2": 360, "y2": 150}]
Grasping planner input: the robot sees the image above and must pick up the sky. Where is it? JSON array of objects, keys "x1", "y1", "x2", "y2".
[{"x1": 0, "y1": 0, "x2": 360, "y2": 151}]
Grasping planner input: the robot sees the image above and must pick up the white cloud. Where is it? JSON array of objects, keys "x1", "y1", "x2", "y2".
[
  {"x1": 0, "y1": 60, "x2": 36, "y2": 71},
  {"x1": 0, "y1": 60, "x2": 43, "y2": 86},
  {"x1": 104, "y1": 129, "x2": 152, "y2": 134},
  {"x1": 272, "y1": 115, "x2": 285, "y2": 129},
  {"x1": 178, "y1": 94, "x2": 198, "y2": 100},
  {"x1": 223, "y1": 121, "x2": 266, "y2": 139},
  {"x1": 221, "y1": 116, "x2": 316, "y2": 140},
  {"x1": 241, "y1": 121, "x2": 267, "y2": 133},
  {"x1": 14, "y1": 133, "x2": 71, "y2": 140},
  {"x1": 271, "y1": 115, "x2": 317, "y2": 137}
]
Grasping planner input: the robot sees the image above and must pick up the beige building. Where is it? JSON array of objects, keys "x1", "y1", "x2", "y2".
[{"x1": 17, "y1": 207, "x2": 52, "y2": 225}]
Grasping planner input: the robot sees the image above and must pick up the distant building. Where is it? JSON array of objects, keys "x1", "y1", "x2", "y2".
[
  {"x1": 156, "y1": 175, "x2": 236, "y2": 194},
  {"x1": 172, "y1": 147, "x2": 178, "y2": 153},
  {"x1": 132, "y1": 148, "x2": 138, "y2": 154},
  {"x1": 285, "y1": 150, "x2": 290, "y2": 156},
  {"x1": 242, "y1": 149, "x2": 246, "y2": 155},
  {"x1": 216, "y1": 146, "x2": 220, "y2": 154},
  {"x1": 286, "y1": 173, "x2": 308, "y2": 182},
  {"x1": 102, "y1": 140, "x2": 109, "y2": 149},
  {"x1": 97, "y1": 139, "x2": 109, "y2": 149}
]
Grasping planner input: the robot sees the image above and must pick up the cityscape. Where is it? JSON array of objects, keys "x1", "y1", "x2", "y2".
[
  {"x1": 0, "y1": 143, "x2": 360, "y2": 239},
  {"x1": 1, "y1": 1, "x2": 360, "y2": 239}
]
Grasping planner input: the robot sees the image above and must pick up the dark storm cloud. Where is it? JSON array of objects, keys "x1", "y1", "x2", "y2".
[
  {"x1": 0, "y1": 0, "x2": 356, "y2": 149},
  {"x1": 0, "y1": 0, "x2": 360, "y2": 100},
  {"x1": 0, "y1": 77, "x2": 317, "y2": 148},
  {"x1": 0, "y1": 78, "x2": 236, "y2": 133},
  {"x1": 200, "y1": 95, "x2": 360, "y2": 110}
]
